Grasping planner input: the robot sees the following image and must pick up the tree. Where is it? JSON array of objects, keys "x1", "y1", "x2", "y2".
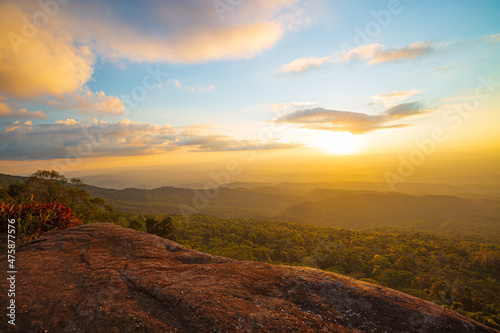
[
  {"x1": 26, "y1": 170, "x2": 68, "y2": 202},
  {"x1": 0, "y1": 187, "x2": 10, "y2": 202},
  {"x1": 7, "y1": 182, "x2": 27, "y2": 199},
  {"x1": 395, "y1": 256, "x2": 417, "y2": 272},
  {"x1": 145, "y1": 216, "x2": 176, "y2": 240},
  {"x1": 7, "y1": 170, "x2": 117, "y2": 223},
  {"x1": 129, "y1": 218, "x2": 143, "y2": 231}
]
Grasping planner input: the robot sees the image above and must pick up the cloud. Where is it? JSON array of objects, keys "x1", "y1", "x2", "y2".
[
  {"x1": 4, "y1": 108, "x2": 48, "y2": 120},
  {"x1": 0, "y1": 118, "x2": 300, "y2": 160},
  {"x1": 483, "y1": 33, "x2": 500, "y2": 44},
  {"x1": 435, "y1": 66, "x2": 452, "y2": 72},
  {"x1": 337, "y1": 43, "x2": 384, "y2": 63},
  {"x1": 275, "y1": 102, "x2": 430, "y2": 134},
  {"x1": 278, "y1": 56, "x2": 331, "y2": 73},
  {"x1": 368, "y1": 41, "x2": 435, "y2": 65},
  {"x1": 371, "y1": 90, "x2": 421, "y2": 107},
  {"x1": 48, "y1": 89, "x2": 125, "y2": 115},
  {"x1": 191, "y1": 138, "x2": 302, "y2": 152},
  {"x1": 383, "y1": 102, "x2": 428, "y2": 119},
  {"x1": 276, "y1": 107, "x2": 390, "y2": 134},
  {"x1": 0, "y1": 97, "x2": 48, "y2": 120},
  {"x1": 0, "y1": 98, "x2": 13, "y2": 117},
  {"x1": 9, "y1": 0, "x2": 305, "y2": 64},
  {"x1": 100, "y1": 22, "x2": 284, "y2": 64},
  {"x1": 0, "y1": 2, "x2": 94, "y2": 99},
  {"x1": 159, "y1": 80, "x2": 215, "y2": 93},
  {"x1": 340, "y1": 41, "x2": 436, "y2": 65},
  {"x1": 268, "y1": 101, "x2": 317, "y2": 113},
  {"x1": 0, "y1": 0, "x2": 309, "y2": 102},
  {"x1": 279, "y1": 40, "x2": 438, "y2": 73}
]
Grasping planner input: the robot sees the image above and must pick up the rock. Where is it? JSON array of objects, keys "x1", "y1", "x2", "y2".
[{"x1": 1, "y1": 223, "x2": 497, "y2": 332}]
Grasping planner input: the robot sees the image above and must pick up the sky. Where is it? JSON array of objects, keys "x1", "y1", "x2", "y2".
[{"x1": 0, "y1": 0, "x2": 499, "y2": 187}]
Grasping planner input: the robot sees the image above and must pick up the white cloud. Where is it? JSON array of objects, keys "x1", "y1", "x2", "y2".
[
  {"x1": 337, "y1": 43, "x2": 384, "y2": 63},
  {"x1": 483, "y1": 33, "x2": 500, "y2": 44},
  {"x1": 339, "y1": 41, "x2": 436, "y2": 65},
  {"x1": 159, "y1": 80, "x2": 215, "y2": 93},
  {"x1": 269, "y1": 101, "x2": 317, "y2": 113},
  {"x1": 279, "y1": 40, "x2": 439, "y2": 73},
  {"x1": 367, "y1": 41, "x2": 436, "y2": 65},
  {"x1": 371, "y1": 90, "x2": 421, "y2": 108},
  {"x1": 278, "y1": 56, "x2": 331, "y2": 73}
]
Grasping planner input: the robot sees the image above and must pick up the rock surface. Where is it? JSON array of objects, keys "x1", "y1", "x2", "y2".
[{"x1": 1, "y1": 223, "x2": 498, "y2": 332}]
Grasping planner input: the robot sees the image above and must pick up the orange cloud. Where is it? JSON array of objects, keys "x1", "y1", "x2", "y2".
[
  {"x1": 0, "y1": 0, "x2": 306, "y2": 102},
  {"x1": 49, "y1": 89, "x2": 125, "y2": 115},
  {"x1": 275, "y1": 102, "x2": 431, "y2": 134},
  {"x1": 0, "y1": 99, "x2": 11, "y2": 116},
  {"x1": 0, "y1": 2, "x2": 94, "y2": 99},
  {"x1": 368, "y1": 41, "x2": 435, "y2": 65},
  {"x1": 92, "y1": 22, "x2": 284, "y2": 63},
  {"x1": 57, "y1": 0, "x2": 302, "y2": 64},
  {"x1": 0, "y1": 97, "x2": 47, "y2": 120}
]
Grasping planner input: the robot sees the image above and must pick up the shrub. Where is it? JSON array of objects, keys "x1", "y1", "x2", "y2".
[
  {"x1": 6, "y1": 170, "x2": 118, "y2": 223},
  {"x1": 1, "y1": 201, "x2": 82, "y2": 243}
]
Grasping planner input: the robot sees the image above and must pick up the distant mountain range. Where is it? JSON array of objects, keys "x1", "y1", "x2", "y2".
[{"x1": 2, "y1": 173, "x2": 499, "y2": 240}]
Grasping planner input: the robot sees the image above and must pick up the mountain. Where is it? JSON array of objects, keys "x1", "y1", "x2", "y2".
[
  {"x1": 1, "y1": 172, "x2": 498, "y2": 238},
  {"x1": 273, "y1": 190, "x2": 480, "y2": 229},
  {"x1": 1, "y1": 223, "x2": 497, "y2": 332},
  {"x1": 0, "y1": 173, "x2": 27, "y2": 190},
  {"x1": 80, "y1": 183, "x2": 499, "y2": 238}
]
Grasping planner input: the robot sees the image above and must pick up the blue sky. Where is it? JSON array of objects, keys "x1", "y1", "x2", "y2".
[
  {"x1": 83, "y1": 0, "x2": 500, "y2": 127},
  {"x1": 0, "y1": 0, "x2": 499, "y2": 175}
]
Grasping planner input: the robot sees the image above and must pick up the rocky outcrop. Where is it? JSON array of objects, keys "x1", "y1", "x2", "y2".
[{"x1": 1, "y1": 223, "x2": 497, "y2": 332}]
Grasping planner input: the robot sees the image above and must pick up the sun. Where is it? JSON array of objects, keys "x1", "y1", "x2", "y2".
[{"x1": 308, "y1": 132, "x2": 363, "y2": 155}]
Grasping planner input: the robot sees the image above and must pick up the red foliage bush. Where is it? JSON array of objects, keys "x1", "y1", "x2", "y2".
[{"x1": 1, "y1": 202, "x2": 82, "y2": 242}]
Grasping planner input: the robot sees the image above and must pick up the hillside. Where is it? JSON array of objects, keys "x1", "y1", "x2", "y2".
[
  {"x1": 1, "y1": 223, "x2": 497, "y2": 332},
  {"x1": 80, "y1": 183, "x2": 500, "y2": 239},
  {"x1": 1, "y1": 170, "x2": 497, "y2": 238},
  {"x1": 0, "y1": 173, "x2": 27, "y2": 190},
  {"x1": 274, "y1": 191, "x2": 480, "y2": 229}
]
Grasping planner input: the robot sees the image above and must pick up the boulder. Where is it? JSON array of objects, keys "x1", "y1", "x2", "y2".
[{"x1": 1, "y1": 223, "x2": 497, "y2": 332}]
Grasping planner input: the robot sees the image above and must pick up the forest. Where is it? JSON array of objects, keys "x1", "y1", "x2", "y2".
[
  {"x1": 166, "y1": 214, "x2": 499, "y2": 329},
  {"x1": 0, "y1": 171, "x2": 499, "y2": 329}
]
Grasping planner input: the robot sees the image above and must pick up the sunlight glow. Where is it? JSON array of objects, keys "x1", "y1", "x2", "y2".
[{"x1": 308, "y1": 132, "x2": 364, "y2": 155}]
